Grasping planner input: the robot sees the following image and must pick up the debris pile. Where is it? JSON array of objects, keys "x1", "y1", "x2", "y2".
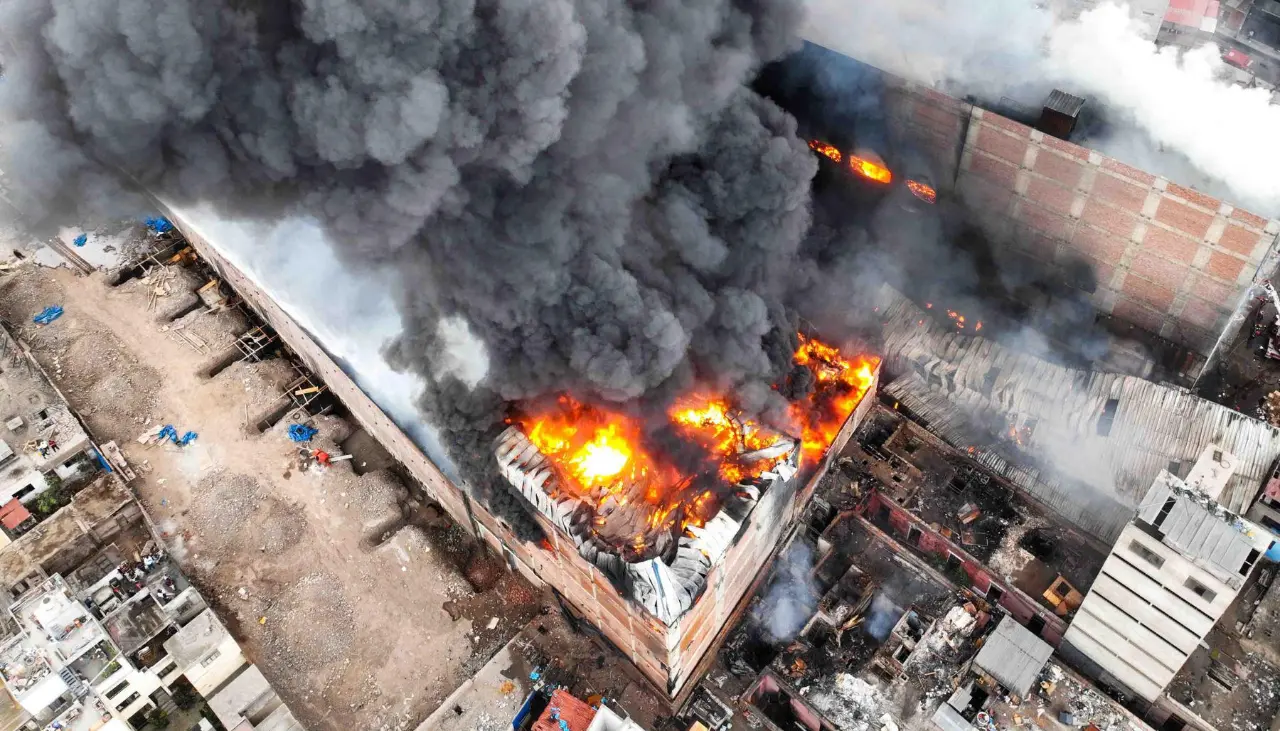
[{"x1": 1264, "y1": 391, "x2": 1280, "y2": 427}]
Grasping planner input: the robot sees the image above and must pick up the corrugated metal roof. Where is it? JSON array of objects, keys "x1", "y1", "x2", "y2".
[
  {"x1": 1140, "y1": 474, "x2": 1254, "y2": 583},
  {"x1": 876, "y1": 287, "x2": 1280, "y2": 544},
  {"x1": 974, "y1": 617, "x2": 1053, "y2": 696},
  {"x1": 1044, "y1": 90, "x2": 1086, "y2": 117}
]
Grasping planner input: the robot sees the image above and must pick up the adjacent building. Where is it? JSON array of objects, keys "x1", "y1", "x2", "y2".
[
  {"x1": 0, "y1": 323, "x2": 299, "y2": 731},
  {"x1": 1061, "y1": 453, "x2": 1271, "y2": 702},
  {"x1": 0, "y1": 325, "x2": 96, "y2": 536}
]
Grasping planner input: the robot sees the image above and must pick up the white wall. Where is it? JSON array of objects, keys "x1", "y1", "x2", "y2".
[
  {"x1": 183, "y1": 636, "x2": 246, "y2": 697},
  {"x1": 1064, "y1": 523, "x2": 1242, "y2": 701}
]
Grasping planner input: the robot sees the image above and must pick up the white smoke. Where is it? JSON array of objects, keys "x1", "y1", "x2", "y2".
[
  {"x1": 166, "y1": 204, "x2": 467, "y2": 479},
  {"x1": 800, "y1": 0, "x2": 1280, "y2": 212}
]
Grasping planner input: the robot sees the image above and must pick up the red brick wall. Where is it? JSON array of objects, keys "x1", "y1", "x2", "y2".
[
  {"x1": 949, "y1": 108, "x2": 1280, "y2": 353},
  {"x1": 867, "y1": 491, "x2": 1067, "y2": 646}
]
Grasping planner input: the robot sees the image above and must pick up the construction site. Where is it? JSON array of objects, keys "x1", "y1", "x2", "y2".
[{"x1": 0, "y1": 2, "x2": 1277, "y2": 731}]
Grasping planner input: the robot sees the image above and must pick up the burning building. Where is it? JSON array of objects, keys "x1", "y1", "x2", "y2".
[
  {"x1": 491, "y1": 335, "x2": 880, "y2": 687},
  {"x1": 141, "y1": 212, "x2": 883, "y2": 700}
]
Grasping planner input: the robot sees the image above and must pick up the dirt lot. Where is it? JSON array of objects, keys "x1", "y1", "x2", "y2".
[{"x1": 0, "y1": 261, "x2": 543, "y2": 730}]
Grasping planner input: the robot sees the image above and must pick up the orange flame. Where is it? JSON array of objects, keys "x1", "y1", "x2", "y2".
[
  {"x1": 849, "y1": 155, "x2": 892, "y2": 184},
  {"x1": 808, "y1": 139, "x2": 842, "y2": 163},
  {"x1": 790, "y1": 335, "x2": 879, "y2": 465},
  {"x1": 906, "y1": 179, "x2": 937, "y2": 204},
  {"x1": 670, "y1": 395, "x2": 779, "y2": 484},
  {"x1": 514, "y1": 335, "x2": 877, "y2": 552}
]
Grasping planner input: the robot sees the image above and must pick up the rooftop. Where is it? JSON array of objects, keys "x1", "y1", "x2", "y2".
[
  {"x1": 972, "y1": 616, "x2": 1053, "y2": 697},
  {"x1": 102, "y1": 593, "x2": 170, "y2": 658},
  {"x1": 1137, "y1": 472, "x2": 1262, "y2": 587},
  {"x1": 877, "y1": 286, "x2": 1280, "y2": 544},
  {"x1": 0, "y1": 325, "x2": 91, "y2": 482},
  {"x1": 163, "y1": 608, "x2": 229, "y2": 671}
]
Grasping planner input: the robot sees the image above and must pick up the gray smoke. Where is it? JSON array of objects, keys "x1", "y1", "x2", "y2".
[
  {"x1": 0, "y1": 0, "x2": 851, "y2": 533},
  {"x1": 753, "y1": 540, "x2": 820, "y2": 642}
]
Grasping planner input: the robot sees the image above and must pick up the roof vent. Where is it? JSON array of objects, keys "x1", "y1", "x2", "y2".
[{"x1": 1037, "y1": 90, "x2": 1086, "y2": 141}]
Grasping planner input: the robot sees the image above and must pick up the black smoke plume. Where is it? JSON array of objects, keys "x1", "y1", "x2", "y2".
[{"x1": 0, "y1": 0, "x2": 863, "y2": 535}]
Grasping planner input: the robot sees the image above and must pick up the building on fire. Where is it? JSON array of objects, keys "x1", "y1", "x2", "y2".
[{"x1": 72, "y1": 26, "x2": 1280, "y2": 726}]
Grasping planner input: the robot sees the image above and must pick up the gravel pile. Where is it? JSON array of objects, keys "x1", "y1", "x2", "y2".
[
  {"x1": 263, "y1": 571, "x2": 356, "y2": 670},
  {"x1": 188, "y1": 470, "x2": 266, "y2": 556},
  {"x1": 46, "y1": 329, "x2": 161, "y2": 434},
  {"x1": 256, "y1": 497, "x2": 309, "y2": 555},
  {"x1": 353, "y1": 471, "x2": 408, "y2": 542},
  {"x1": 219, "y1": 359, "x2": 298, "y2": 413}
]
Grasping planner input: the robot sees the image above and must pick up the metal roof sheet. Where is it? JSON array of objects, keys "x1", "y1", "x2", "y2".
[
  {"x1": 974, "y1": 617, "x2": 1053, "y2": 696},
  {"x1": 876, "y1": 287, "x2": 1280, "y2": 543},
  {"x1": 1139, "y1": 475, "x2": 1254, "y2": 582},
  {"x1": 1044, "y1": 90, "x2": 1086, "y2": 117}
]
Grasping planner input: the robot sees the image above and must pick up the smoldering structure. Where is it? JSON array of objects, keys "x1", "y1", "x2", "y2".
[{"x1": 0, "y1": 0, "x2": 873, "y2": 531}]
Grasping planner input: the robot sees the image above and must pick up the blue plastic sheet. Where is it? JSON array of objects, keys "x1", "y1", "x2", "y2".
[
  {"x1": 287, "y1": 424, "x2": 318, "y2": 442},
  {"x1": 72, "y1": 233, "x2": 87, "y2": 247},
  {"x1": 157, "y1": 424, "x2": 198, "y2": 446},
  {"x1": 33, "y1": 306, "x2": 63, "y2": 325},
  {"x1": 143, "y1": 216, "x2": 173, "y2": 233}
]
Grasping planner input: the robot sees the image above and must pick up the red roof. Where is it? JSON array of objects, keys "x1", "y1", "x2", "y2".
[
  {"x1": 1164, "y1": 0, "x2": 1219, "y2": 28},
  {"x1": 1224, "y1": 48, "x2": 1252, "y2": 68},
  {"x1": 532, "y1": 690, "x2": 597, "y2": 731},
  {"x1": 0, "y1": 499, "x2": 31, "y2": 531}
]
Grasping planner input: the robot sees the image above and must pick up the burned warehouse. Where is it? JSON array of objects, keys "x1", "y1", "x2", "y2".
[{"x1": 0, "y1": 1, "x2": 1274, "y2": 731}]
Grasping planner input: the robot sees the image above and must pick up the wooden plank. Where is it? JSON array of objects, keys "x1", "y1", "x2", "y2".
[
  {"x1": 44, "y1": 237, "x2": 94, "y2": 275},
  {"x1": 99, "y1": 440, "x2": 137, "y2": 481}
]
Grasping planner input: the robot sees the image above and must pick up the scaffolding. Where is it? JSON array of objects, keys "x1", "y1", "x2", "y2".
[
  {"x1": 285, "y1": 374, "x2": 329, "y2": 413},
  {"x1": 234, "y1": 327, "x2": 278, "y2": 363}
]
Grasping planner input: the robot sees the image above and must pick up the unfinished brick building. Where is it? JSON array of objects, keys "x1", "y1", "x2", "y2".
[
  {"x1": 863, "y1": 50, "x2": 1280, "y2": 360},
  {"x1": 164, "y1": 214, "x2": 880, "y2": 703}
]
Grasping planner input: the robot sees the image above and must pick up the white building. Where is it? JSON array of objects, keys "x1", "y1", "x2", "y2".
[{"x1": 1062, "y1": 452, "x2": 1272, "y2": 702}]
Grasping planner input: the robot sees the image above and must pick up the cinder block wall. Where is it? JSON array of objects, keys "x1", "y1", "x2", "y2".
[{"x1": 954, "y1": 108, "x2": 1280, "y2": 354}]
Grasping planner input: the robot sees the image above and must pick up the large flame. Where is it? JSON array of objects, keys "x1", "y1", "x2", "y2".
[
  {"x1": 513, "y1": 335, "x2": 876, "y2": 556},
  {"x1": 790, "y1": 334, "x2": 880, "y2": 465},
  {"x1": 808, "y1": 139, "x2": 842, "y2": 163},
  {"x1": 848, "y1": 154, "x2": 892, "y2": 184}
]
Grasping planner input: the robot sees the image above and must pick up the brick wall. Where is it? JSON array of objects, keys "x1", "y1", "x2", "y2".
[
  {"x1": 171, "y1": 212, "x2": 881, "y2": 703},
  {"x1": 951, "y1": 108, "x2": 1280, "y2": 354},
  {"x1": 866, "y1": 491, "x2": 1068, "y2": 646},
  {"x1": 881, "y1": 81, "x2": 973, "y2": 190}
]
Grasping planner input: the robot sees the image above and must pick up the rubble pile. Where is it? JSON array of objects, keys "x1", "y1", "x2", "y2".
[
  {"x1": 260, "y1": 571, "x2": 357, "y2": 691},
  {"x1": 1263, "y1": 391, "x2": 1280, "y2": 427},
  {"x1": 807, "y1": 673, "x2": 885, "y2": 730}
]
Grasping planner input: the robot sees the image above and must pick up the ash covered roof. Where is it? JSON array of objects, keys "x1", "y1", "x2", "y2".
[
  {"x1": 877, "y1": 286, "x2": 1280, "y2": 543},
  {"x1": 1139, "y1": 473, "x2": 1256, "y2": 583},
  {"x1": 973, "y1": 616, "x2": 1053, "y2": 697}
]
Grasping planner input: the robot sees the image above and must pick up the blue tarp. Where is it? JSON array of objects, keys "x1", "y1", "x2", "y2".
[
  {"x1": 72, "y1": 233, "x2": 87, "y2": 247},
  {"x1": 157, "y1": 424, "x2": 198, "y2": 446},
  {"x1": 33, "y1": 306, "x2": 63, "y2": 325},
  {"x1": 93, "y1": 449, "x2": 113, "y2": 473},
  {"x1": 287, "y1": 424, "x2": 318, "y2": 442},
  {"x1": 143, "y1": 216, "x2": 173, "y2": 233}
]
